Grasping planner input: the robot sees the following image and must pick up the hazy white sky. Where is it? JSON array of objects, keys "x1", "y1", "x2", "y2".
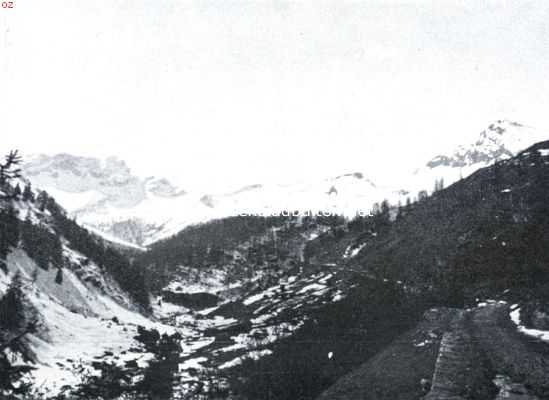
[{"x1": 1, "y1": 1, "x2": 549, "y2": 191}]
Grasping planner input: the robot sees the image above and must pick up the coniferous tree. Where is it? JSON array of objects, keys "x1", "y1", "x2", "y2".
[
  {"x1": 55, "y1": 268, "x2": 63, "y2": 285},
  {"x1": 30, "y1": 268, "x2": 39, "y2": 284},
  {"x1": 0, "y1": 272, "x2": 26, "y2": 330},
  {"x1": 0, "y1": 150, "x2": 22, "y2": 188},
  {"x1": 370, "y1": 200, "x2": 391, "y2": 233},
  {"x1": 12, "y1": 184, "x2": 21, "y2": 199},
  {"x1": 36, "y1": 191, "x2": 49, "y2": 212},
  {"x1": 380, "y1": 199, "x2": 390, "y2": 217},
  {"x1": 22, "y1": 184, "x2": 34, "y2": 202},
  {"x1": 0, "y1": 205, "x2": 19, "y2": 272},
  {"x1": 396, "y1": 201, "x2": 403, "y2": 220},
  {"x1": 434, "y1": 178, "x2": 445, "y2": 192},
  {"x1": 0, "y1": 272, "x2": 36, "y2": 397}
]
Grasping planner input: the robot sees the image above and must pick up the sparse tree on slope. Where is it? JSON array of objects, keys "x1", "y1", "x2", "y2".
[
  {"x1": 55, "y1": 268, "x2": 63, "y2": 285},
  {"x1": 0, "y1": 205, "x2": 19, "y2": 272},
  {"x1": 0, "y1": 150, "x2": 22, "y2": 187},
  {"x1": 434, "y1": 178, "x2": 445, "y2": 192},
  {"x1": 22, "y1": 183, "x2": 34, "y2": 203},
  {"x1": 35, "y1": 191, "x2": 48, "y2": 212},
  {"x1": 0, "y1": 272, "x2": 38, "y2": 398},
  {"x1": 0, "y1": 272, "x2": 26, "y2": 331},
  {"x1": 12, "y1": 184, "x2": 21, "y2": 199}
]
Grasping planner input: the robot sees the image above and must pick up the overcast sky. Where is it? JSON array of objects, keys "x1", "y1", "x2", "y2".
[{"x1": 1, "y1": 1, "x2": 549, "y2": 191}]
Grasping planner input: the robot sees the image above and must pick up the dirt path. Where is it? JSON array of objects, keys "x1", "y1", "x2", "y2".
[
  {"x1": 424, "y1": 311, "x2": 471, "y2": 400},
  {"x1": 424, "y1": 303, "x2": 548, "y2": 400},
  {"x1": 423, "y1": 308, "x2": 500, "y2": 400},
  {"x1": 471, "y1": 304, "x2": 549, "y2": 399}
]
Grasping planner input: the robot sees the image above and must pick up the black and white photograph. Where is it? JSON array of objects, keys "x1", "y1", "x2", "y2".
[{"x1": 2, "y1": 1, "x2": 549, "y2": 399}]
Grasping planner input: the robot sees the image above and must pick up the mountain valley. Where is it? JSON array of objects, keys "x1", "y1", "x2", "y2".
[{"x1": 1, "y1": 125, "x2": 549, "y2": 399}]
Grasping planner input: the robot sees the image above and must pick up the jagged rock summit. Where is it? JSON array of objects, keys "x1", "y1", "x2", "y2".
[
  {"x1": 409, "y1": 120, "x2": 548, "y2": 194},
  {"x1": 428, "y1": 120, "x2": 542, "y2": 168},
  {"x1": 23, "y1": 153, "x2": 385, "y2": 246}
]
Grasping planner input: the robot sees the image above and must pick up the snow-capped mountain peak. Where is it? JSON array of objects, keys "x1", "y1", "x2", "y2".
[
  {"x1": 409, "y1": 120, "x2": 548, "y2": 195},
  {"x1": 24, "y1": 153, "x2": 187, "y2": 203},
  {"x1": 20, "y1": 121, "x2": 548, "y2": 247},
  {"x1": 22, "y1": 155, "x2": 387, "y2": 246},
  {"x1": 24, "y1": 154, "x2": 145, "y2": 208},
  {"x1": 426, "y1": 120, "x2": 541, "y2": 169}
]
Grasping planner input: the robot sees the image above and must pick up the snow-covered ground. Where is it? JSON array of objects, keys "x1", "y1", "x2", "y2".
[
  {"x1": 510, "y1": 306, "x2": 549, "y2": 343},
  {"x1": 143, "y1": 266, "x2": 348, "y2": 395},
  {"x1": 0, "y1": 194, "x2": 185, "y2": 397},
  {"x1": 2, "y1": 249, "x2": 179, "y2": 397},
  {"x1": 165, "y1": 267, "x2": 243, "y2": 296},
  {"x1": 343, "y1": 243, "x2": 367, "y2": 259}
]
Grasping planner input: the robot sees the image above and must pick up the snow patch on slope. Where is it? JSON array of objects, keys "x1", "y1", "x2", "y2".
[
  {"x1": 2, "y1": 246, "x2": 175, "y2": 396},
  {"x1": 510, "y1": 307, "x2": 549, "y2": 343}
]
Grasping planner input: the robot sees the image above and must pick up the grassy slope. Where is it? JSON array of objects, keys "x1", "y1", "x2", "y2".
[{"x1": 316, "y1": 308, "x2": 458, "y2": 400}]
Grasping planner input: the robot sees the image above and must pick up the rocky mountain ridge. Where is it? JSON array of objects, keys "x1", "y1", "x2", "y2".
[
  {"x1": 409, "y1": 119, "x2": 548, "y2": 195},
  {"x1": 22, "y1": 120, "x2": 548, "y2": 249}
]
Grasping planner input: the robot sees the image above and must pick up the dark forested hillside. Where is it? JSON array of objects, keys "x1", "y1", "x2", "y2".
[
  {"x1": 136, "y1": 214, "x2": 345, "y2": 292},
  {"x1": 1, "y1": 180, "x2": 149, "y2": 308},
  {"x1": 40, "y1": 192, "x2": 150, "y2": 308},
  {"x1": 139, "y1": 216, "x2": 290, "y2": 267},
  {"x1": 308, "y1": 140, "x2": 549, "y2": 306}
]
